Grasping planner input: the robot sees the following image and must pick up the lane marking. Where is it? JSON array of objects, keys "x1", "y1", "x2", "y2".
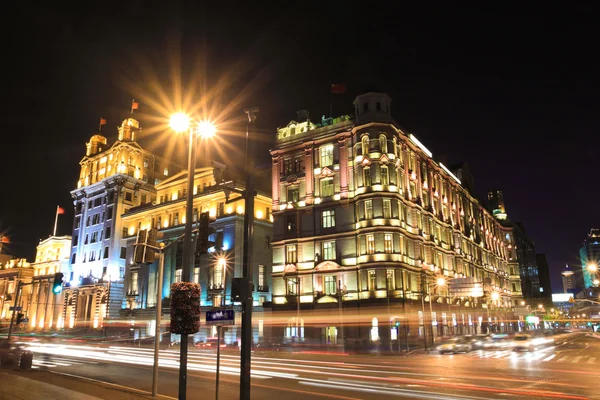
[
  {"x1": 557, "y1": 356, "x2": 569, "y2": 362},
  {"x1": 543, "y1": 354, "x2": 556, "y2": 362},
  {"x1": 571, "y1": 356, "x2": 583, "y2": 363},
  {"x1": 586, "y1": 357, "x2": 596, "y2": 364}
]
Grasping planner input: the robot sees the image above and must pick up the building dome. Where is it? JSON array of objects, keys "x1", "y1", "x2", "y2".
[
  {"x1": 86, "y1": 134, "x2": 108, "y2": 156},
  {"x1": 118, "y1": 118, "x2": 141, "y2": 142}
]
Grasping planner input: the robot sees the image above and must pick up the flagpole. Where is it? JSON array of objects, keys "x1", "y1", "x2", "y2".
[{"x1": 53, "y1": 205, "x2": 59, "y2": 236}]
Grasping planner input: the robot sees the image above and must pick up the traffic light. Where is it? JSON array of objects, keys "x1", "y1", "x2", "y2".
[
  {"x1": 196, "y1": 212, "x2": 215, "y2": 254},
  {"x1": 16, "y1": 312, "x2": 24, "y2": 324},
  {"x1": 395, "y1": 321, "x2": 400, "y2": 328},
  {"x1": 134, "y1": 229, "x2": 160, "y2": 264},
  {"x1": 52, "y1": 272, "x2": 64, "y2": 294}
]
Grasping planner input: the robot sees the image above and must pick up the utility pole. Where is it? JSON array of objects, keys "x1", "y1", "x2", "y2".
[{"x1": 240, "y1": 106, "x2": 258, "y2": 400}]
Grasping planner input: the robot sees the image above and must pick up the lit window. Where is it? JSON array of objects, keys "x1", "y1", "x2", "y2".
[
  {"x1": 381, "y1": 166, "x2": 389, "y2": 185},
  {"x1": 368, "y1": 270, "x2": 376, "y2": 290},
  {"x1": 164, "y1": 167, "x2": 169, "y2": 176},
  {"x1": 320, "y1": 145, "x2": 333, "y2": 167},
  {"x1": 362, "y1": 136, "x2": 369, "y2": 155},
  {"x1": 175, "y1": 269, "x2": 182, "y2": 283},
  {"x1": 365, "y1": 200, "x2": 373, "y2": 219},
  {"x1": 322, "y1": 241, "x2": 336, "y2": 260},
  {"x1": 384, "y1": 233, "x2": 393, "y2": 253},
  {"x1": 383, "y1": 199, "x2": 391, "y2": 219},
  {"x1": 287, "y1": 188, "x2": 299, "y2": 203},
  {"x1": 366, "y1": 235, "x2": 375, "y2": 255},
  {"x1": 322, "y1": 209, "x2": 335, "y2": 228},
  {"x1": 321, "y1": 178, "x2": 334, "y2": 197},
  {"x1": 379, "y1": 134, "x2": 387, "y2": 153},
  {"x1": 324, "y1": 275, "x2": 336, "y2": 295},
  {"x1": 363, "y1": 168, "x2": 371, "y2": 186},
  {"x1": 370, "y1": 317, "x2": 379, "y2": 341},
  {"x1": 386, "y1": 269, "x2": 395, "y2": 289},
  {"x1": 286, "y1": 245, "x2": 297, "y2": 264},
  {"x1": 287, "y1": 278, "x2": 297, "y2": 295}
]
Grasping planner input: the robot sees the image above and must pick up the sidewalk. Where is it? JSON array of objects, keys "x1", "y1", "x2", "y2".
[{"x1": 0, "y1": 370, "x2": 169, "y2": 400}]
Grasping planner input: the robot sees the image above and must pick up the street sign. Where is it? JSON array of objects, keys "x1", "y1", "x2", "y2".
[
  {"x1": 206, "y1": 309, "x2": 235, "y2": 326},
  {"x1": 9, "y1": 306, "x2": 22, "y2": 311}
]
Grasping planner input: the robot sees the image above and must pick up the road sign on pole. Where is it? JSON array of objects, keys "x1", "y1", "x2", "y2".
[
  {"x1": 206, "y1": 309, "x2": 235, "y2": 326},
  {"x1": 9, "y1": 306, "x2": 22, "y2": 311}
]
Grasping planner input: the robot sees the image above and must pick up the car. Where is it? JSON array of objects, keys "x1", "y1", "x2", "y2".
[
  {"x1": 482, "y1": 334, "x2": 511, "y2": 350},
  {"x1": 194, "y1": 337, "x2": 227, "y2": 349},
  {"x1": 510, "y1": 334, "x2": 553, "y2": 352},
  {"x1": 436, "y1": 337, "x2": 473, "y2": 354},
  {"x1": 0, "y1": 339, "x2": 24, "y2": 368}
]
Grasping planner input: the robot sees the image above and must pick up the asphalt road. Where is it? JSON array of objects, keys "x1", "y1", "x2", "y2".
[{"x1": 19, "y1": 331, "x2": 600, "y2": 400}]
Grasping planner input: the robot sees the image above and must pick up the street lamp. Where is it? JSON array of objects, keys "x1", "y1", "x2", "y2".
[{"x1": 169, "y1": 113, "x2": 216, "y2": 400}]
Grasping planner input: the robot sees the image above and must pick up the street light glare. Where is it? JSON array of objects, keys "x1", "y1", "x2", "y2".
[
  {"x1": 588, "y1": 263, "x2": 598, "y2": 272},
  {"x1": 491, "y1": 292, "x2": 500, "y2": 301},
  {"x1": 170, "y1": 112, "x2": 190, "y2": 133},
  {"x1": 436, "y1": 277, "x2": 446, "y2": 287},
  {"x1": 198, "y1": 120, "x2": 216, "y2": 139}
]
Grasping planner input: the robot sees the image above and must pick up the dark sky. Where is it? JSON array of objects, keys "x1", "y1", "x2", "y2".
[{"x1": 3, "y1": 3, "x2": 599, "y2": 292}]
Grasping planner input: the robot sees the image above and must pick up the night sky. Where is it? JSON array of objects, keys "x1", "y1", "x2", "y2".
[{"x1": 3, "y1": 3, "x2": 599, "y2": 292}]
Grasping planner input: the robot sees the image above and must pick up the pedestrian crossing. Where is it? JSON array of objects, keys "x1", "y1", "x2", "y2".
[{"x1": 463, "y1": 350, "x2": 597, "y2": 364}]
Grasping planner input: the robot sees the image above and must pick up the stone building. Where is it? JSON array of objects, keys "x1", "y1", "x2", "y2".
[{"x1": 269, "y1": 91, "x2": 514, "y2": 348}]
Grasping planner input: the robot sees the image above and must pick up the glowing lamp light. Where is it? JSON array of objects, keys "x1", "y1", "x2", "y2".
[
  {"x1": 594, "y1": 279, "x2": 600, "y2": 286},
  {"x1": 588, "y1": 263, "x2": 598, "y2": 272},
  {"x1": 170, "y1": 112, "x2": 190, "y2": 132},
  {"x1": 256, "y1": 210, "x2": 264, "y2": 219},
  {"x1": 197, "y1": 120, "x2": 216, "y2": 139},
  {"x1": 491, "y1": 292, "x2": 500, "y2": 301},
  {"x1": 436, "y1": 277, "x2": 446, "y2": 287}
]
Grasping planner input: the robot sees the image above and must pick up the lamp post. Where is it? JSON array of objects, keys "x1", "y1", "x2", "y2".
[
  {"x1": 421, "y1": 274, "x2": 446, "y2": 349},
  {"x1": 240, "y1": 106, "x2": 258, "y2": 400},
  {"x1": 169, "y1": 113, "x2": 215, "y2": 400}
]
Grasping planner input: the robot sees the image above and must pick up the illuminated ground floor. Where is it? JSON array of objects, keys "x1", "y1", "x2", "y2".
[{"x1": 269, "y1": 298, "x2": 515, "y2": 350}]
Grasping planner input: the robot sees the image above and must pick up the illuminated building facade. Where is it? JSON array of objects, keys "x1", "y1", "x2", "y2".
[
  {"x1": 488, "y1": 190, "x2": 539, "y2": 301},
  {"x1": 120, "y1": 165, "x2": 273, "y2": 344},
  {"x1": 562, "y1": 264, "x2": 576, "y2": 293},
  {"x1": 580, "y1": 228, "x2": 600, "y2": 288},
  {"x1": 65, "y1": 117, "x2": 183, "y2": 330},
  {"x1": 0, "y1": 258, "x2": 33, "y2": 326},
  {"x1": 28, "y1": 235, "x2": 71, "y2": 331},
  {"x1": 270, "y1": 92, "x2": 513, "y2": 347}
]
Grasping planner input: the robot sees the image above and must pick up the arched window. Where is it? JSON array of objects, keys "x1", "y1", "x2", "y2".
[
  {"x1": 379, "y1": 134, "x2": 387, "y2": 153},
  {"x1": 363, "y1": 102, "x2": 369, "y2": 112},
  {"x1": 362, "y1": 136, "x2": 369, "y2": 155},
  {"x1": 376, "y1": 102, "x2": 381, "y2": 111}
]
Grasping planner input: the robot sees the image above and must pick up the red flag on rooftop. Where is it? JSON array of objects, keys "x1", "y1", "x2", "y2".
[
  {"x1": 99, "y1": 117, "x2": 107, "y2": 125},
  {"x1": 331, "y1": 83, "x2": 347, "y2": 94},
  {"x1": 131, "y1": 99, "x2": 139, "y2": 114},
  {"x1": 1, "y1": 236, "x2": 9, "y2": 243},
  {"x1": 57, "y1": 206, "x2": 65, "y2": 215}
]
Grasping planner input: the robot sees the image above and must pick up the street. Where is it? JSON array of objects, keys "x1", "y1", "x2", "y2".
[{"x1": 19, "y1": 332, "x2": 599, "y2": 399}]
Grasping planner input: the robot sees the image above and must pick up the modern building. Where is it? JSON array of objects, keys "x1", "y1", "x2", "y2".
[
  {"x1": 27, "y1": 235, "x2": 71, "y2": 331},
  {"x1": 270, "y1": 92, "x2": 514, "y2": 349},
  {"x1": 64, "y1": 117, "x2": 184, "y2": 330},
  {"x1": 120, "y1": 164, "x2": 273, "y2": 344},
  {"x1": 562, "y1": 264, "x2": 577, "y2": 293},
  {"x1": 0, "y1": 258, "x2": 33, "y2": 329},
  {"x1": 488, "y1": 190, "x2": 540, "y2": 300},
  {"x1": 580, "y1": 228, "x2": 600, "y2": 288},
  {"x1": 536, "y1": 253, "x2": 552, "y2": 302}
]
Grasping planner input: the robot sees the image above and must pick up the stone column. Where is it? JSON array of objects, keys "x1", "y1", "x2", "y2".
[
  {"x1": 272, "y1": 155, "x2": 280, "y2": 209},
  {"x1": 304, "y1": 145, "x2": 314, "y2": 204},
  {"x1": 338, "y1": 138, "x2": 348, "y2": 198}
]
